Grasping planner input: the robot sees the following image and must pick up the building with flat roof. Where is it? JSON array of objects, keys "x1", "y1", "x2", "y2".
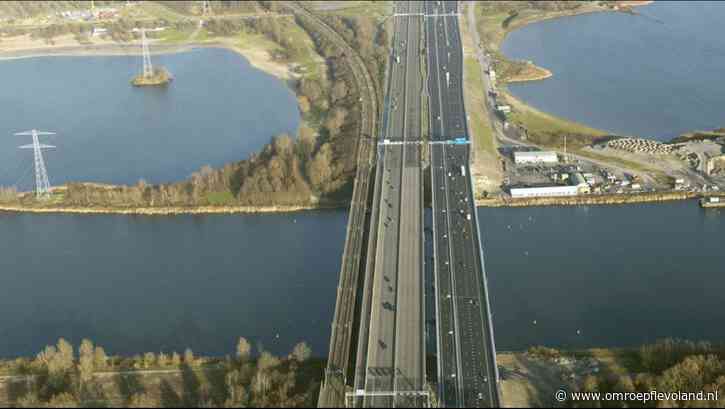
[
  {"x1": 514, "y1": 151, "x2": 558, "y2": 165},
  {"x1": 510, "y1": 185, "x2": 579, "y2": 198}
]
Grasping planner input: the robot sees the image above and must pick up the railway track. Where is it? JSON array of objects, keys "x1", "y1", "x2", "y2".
[{"x1": 280, "y1": 3, "x2": 382, "y2": 407}]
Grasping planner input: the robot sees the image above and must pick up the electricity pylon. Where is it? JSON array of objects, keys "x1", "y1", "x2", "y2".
[
  {"x1": 15, "y1": 129, "x2": 56, "y2": 199},
  {"x1": 201, "y1": 0, "x2": 212, "y2": 16},
  {"x1": 141, "y1": 28, "x2": 153, "y2": 78}
]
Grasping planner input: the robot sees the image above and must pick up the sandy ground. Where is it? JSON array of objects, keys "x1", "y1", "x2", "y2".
[
  {"x1": 0, "y1": 33, "x2": 295, "y2": 81},
  {"x1": 211, "y1": 37, "x2": 296, "y2": 80},
  {"x1": 0, "y1": 33, "x2": 122, "y2": 57},
  {"x1": 497, "y1": 353, "x2": 569, "y2": 408}
]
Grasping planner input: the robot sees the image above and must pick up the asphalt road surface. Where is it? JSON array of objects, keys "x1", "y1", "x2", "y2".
[
  {"x1": 354, "y1": 1, "x2": 427, "y2": 407},
  {"x1": 426, "y1": 1, "x2": 500, "y2": 407}
]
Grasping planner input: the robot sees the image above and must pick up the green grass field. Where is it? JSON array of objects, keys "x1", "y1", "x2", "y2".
[
  {"x1": 206, "y1": 191, "x2": 236, "y2": 205},
  {"x1": 464, "y1": 56, "x2": 496, "y2": 157},
  {"x1": 505, "y1": 92, "x2": 607, "y2": 140},
  {"x1": 313, "y1": 1, "x2": 392, "y2": 19}
]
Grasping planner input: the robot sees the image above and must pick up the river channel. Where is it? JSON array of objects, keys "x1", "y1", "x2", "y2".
[
  {"x1": 2, "y1": 201, "x2": 724, "y2": 358},
  {"x1": 2, "y1": 40, "x2": 724, "y2": 359}
]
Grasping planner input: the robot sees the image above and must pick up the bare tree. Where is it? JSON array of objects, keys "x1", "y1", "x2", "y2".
[
  {"x1": 184, "y1": 348, "x2": 195, "y2": 366},
  {"x1": 290, "y1": 342, "x2": 312, "y2": 363},
  {"x1": 237, "y1": 337, "x2": 252, "y2": 363},
  {"x1": 93, "y1": 347, "x2": 107, "y2": 370},
  {"x1": 79, "y1": 339, "x2": 95, "y2": 387}
]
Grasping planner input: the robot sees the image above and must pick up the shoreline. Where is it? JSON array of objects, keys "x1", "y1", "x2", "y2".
[
  {"x1": 475, "y1": 191, "x2": 699, "y2": 208},
  {"x1": 496, "y1": 1, "x2": 653, "y2": 84},
  {"x1": 0, "y1": 203, "x2": 346, "y2": 216},
  {"x1": 0, "y1": 39, "x2": 296, "y2": 80},
  {"x1": 1, "y1": 2, "x2": 700, "y2": 216},
  {"x1": 0, "y1": 190, "x2": 707, "y2": 216},
  {"x1": 504, "y1": 65, "x2": 552, "y2": 83}
]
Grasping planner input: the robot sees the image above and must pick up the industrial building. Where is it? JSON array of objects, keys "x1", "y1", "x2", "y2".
[
  {"x1": 511, "y1": 170, "x2": 591, "y2": 198},
  {"x1": 513, "y1": 151, "x2": 558, "y2": 165},
  {"x1": 510, "y1": 185, "x2": 579, "y2": 198},
  {"x1": 496, "y1": 104, "x2": 511, "y2": 114}
]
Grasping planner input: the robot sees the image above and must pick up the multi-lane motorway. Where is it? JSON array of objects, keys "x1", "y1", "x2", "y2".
[
  {"x1": 353, "y1": 2, "x2": 426, "y2": 407},
  {"x1": 318, "y1": 1, "x2": 500, "y2": 407},
  {"x1": 426, "y1": 1, "x2": 500, "y2": 407}
]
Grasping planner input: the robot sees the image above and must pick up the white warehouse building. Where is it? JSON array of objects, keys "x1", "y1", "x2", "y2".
[
  {"x1": 513, "y1": 151, "x2": 558, "y2": 165},
  {"x1": 510, "y1": 185, "x2": 579, "y2": 199}
]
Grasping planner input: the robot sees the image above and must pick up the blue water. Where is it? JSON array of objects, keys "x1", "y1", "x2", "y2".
[
  {"x1": 1, "y1": 201, "x2": 724, "y2": 358},
  {"x1": 481, "y1": 201, "x2": 725, "y2": 351},
  {"x1": 501, "y1": 1, "x2": 725, "y2": 140},
  {"x1": 2, "y1": 36, "x2": 725, "y2": 360},
  {"x1": 0, "y1": 210, "x2": 346, "y2": 358},
  {"x1": 0, "y1": 47, "x2": 299, "y2": 188}
]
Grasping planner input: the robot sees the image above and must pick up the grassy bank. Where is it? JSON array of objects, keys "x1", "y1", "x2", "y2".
[
  {"x1": 478, "y1": 2, "x2": 610, "y2": 147},
  {"x1": 472, "y1": 1, "x2": 668, "y2": 181},
  {"x1": 464, "y1": 56, "x2": 496, "y2": 157},
  {"x1": 502, "y1": 94, "x2": 665, "y2": 177}
]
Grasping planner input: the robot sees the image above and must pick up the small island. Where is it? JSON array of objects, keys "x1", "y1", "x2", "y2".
[
  {"x1": 131, "y1": 66, "x2": 173, "y2": 86},
  {"x1": 131, "y1": 27, "x2": 172, "y2": 87}
]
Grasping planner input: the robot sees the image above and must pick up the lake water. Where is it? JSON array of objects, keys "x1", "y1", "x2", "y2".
[
  {"x1": 501, "y1": 1, "x2": 725, "y2": 140},
  {"x1": 1, "y1": 201, "x2": 724, "y2": 358},
  {"x1": 0, "y1": 47, "x2": 300, "y2": 188}
]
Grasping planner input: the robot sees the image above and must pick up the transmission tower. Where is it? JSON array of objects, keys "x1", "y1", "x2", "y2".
[
  {"x1": 201, "y1": 0, "x2": 212, "y2": 16},
  {"x1": 15, "y1": 129, "x2": 56, "y2": 199},
  {"x1": 141, "y1": 28, "x2": 153, "y2": 78}
]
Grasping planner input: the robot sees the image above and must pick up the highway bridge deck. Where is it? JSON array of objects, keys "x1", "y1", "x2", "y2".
[
  {"x1": 320, "y1": 0, "x2": 500, "y2": 407},
  {"x1": 426, "y1": 1, "x2": 500, "y2": 407},
  {"x1": 354, "y1": 2, "x2": 426, "y2": 407}
]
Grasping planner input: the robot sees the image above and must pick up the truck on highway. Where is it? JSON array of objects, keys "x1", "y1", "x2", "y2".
[{"x1": 461, "y1": 165, "x2": 466, "y2": 177}]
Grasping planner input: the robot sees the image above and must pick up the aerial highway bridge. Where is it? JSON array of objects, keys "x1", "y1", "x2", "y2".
[{"x1": 317, "y1": 1, "x2": 500, "y2": 407}]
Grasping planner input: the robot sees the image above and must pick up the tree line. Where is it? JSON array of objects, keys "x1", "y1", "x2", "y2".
[
  {"x1": 0, "y1": 2, "x2": 391, "y2": 210},
  {"x1": 2, "y1": 337, "x2": 319, "y2": 408},
  {"x1": 572, "y1": 339, "x2": 725, "y2": 408}
]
